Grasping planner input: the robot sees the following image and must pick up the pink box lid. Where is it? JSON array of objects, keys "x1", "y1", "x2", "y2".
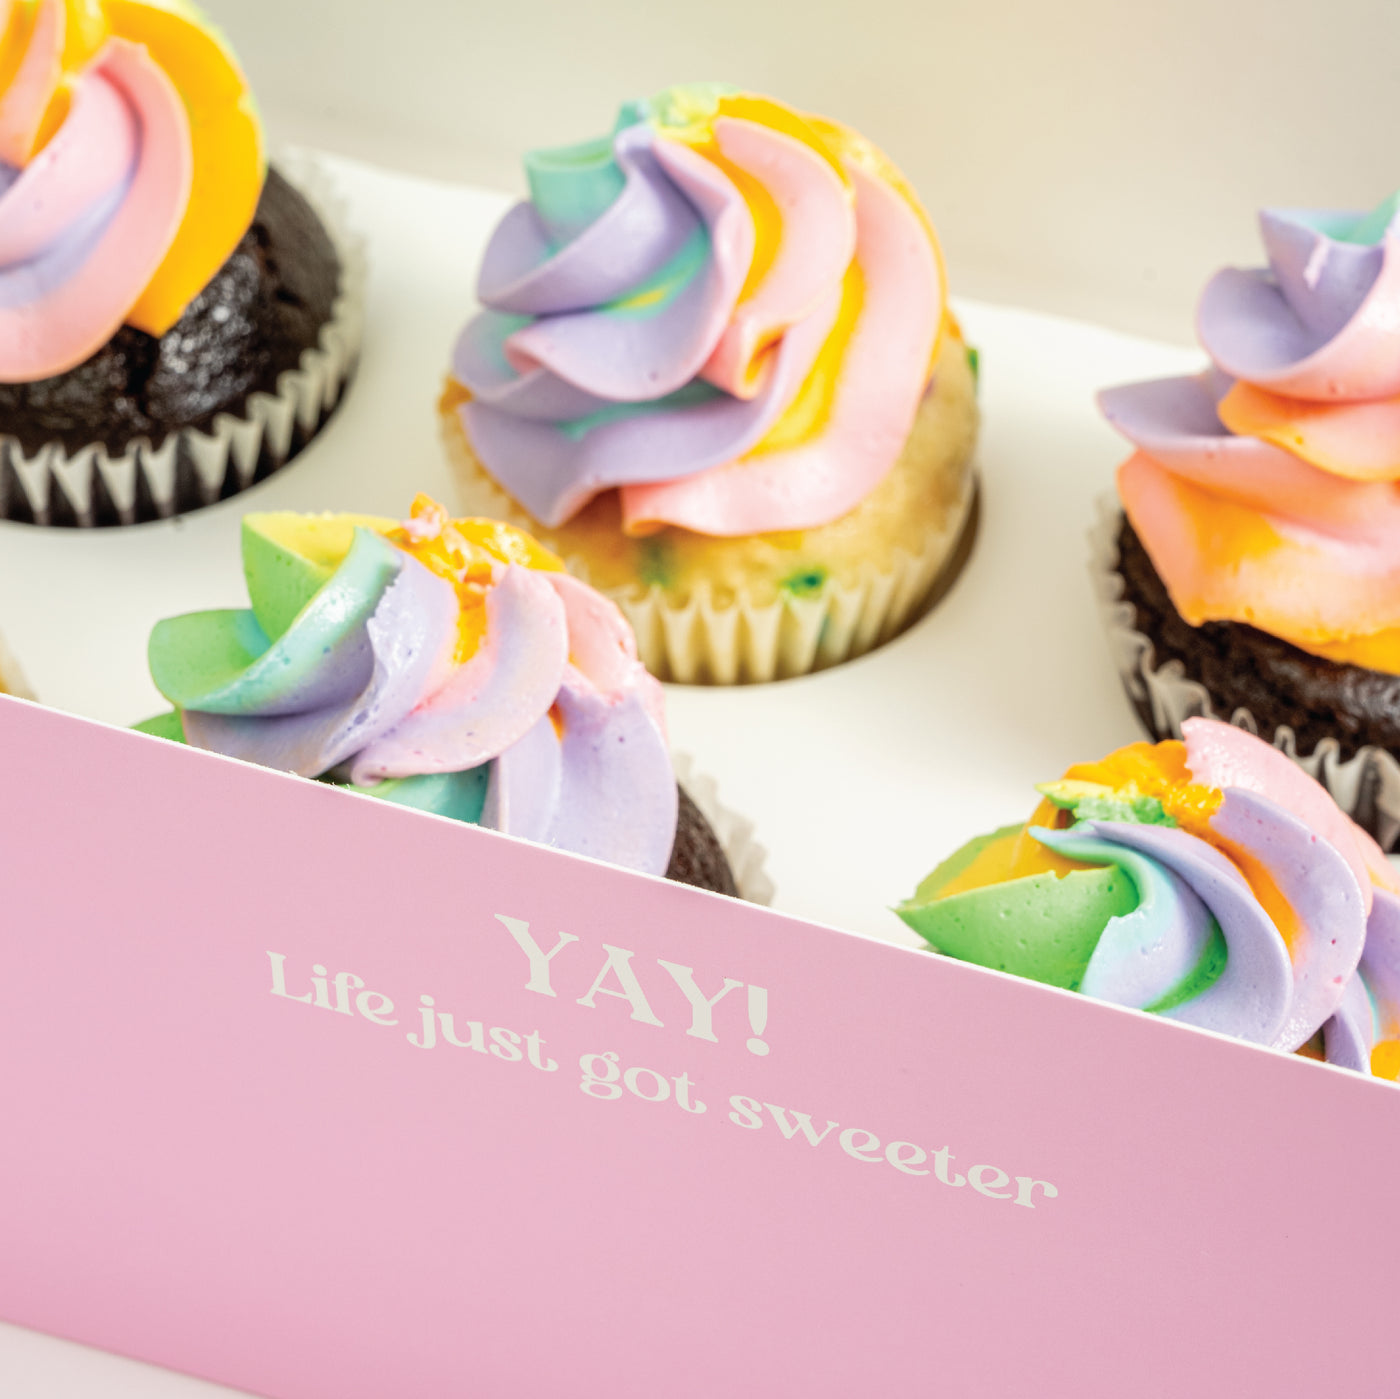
[{"x1": 0, "y1": 694, "x2": 1394, "y2": 1397}]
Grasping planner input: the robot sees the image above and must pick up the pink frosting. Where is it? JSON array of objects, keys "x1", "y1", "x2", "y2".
[
  {"x1": 0, "y1": 38, "x2": 191, "y2": 380},
  {"x1": 0, "y1": 0, "x2": 61, "y2": 167},
  {"x1": 621, "y1": 161, "x2": 940, "y2": 535},
  {"x1": 698, "y1": 116, "x2": 855, "y2": 400},
  {"x1": 454, "y1": 90, "x2": 950, "y2": 538}
]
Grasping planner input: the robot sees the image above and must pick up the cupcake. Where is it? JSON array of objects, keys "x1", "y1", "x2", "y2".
[
  {"x1": 0, "y1": 1, "x2": 362, "y2": 527},
  {"x1": 135, "y1": 495, "x2": 741, "y2": 893},
  {"x1": 897, "y1": 718, "x2": 1400, "y2": 1080},
  {"x1": 441, "y1": 83, "x2": 978, "y2": 683},
  {"x1": 1096, "y1": 193, "x2": 1400, "y2": 845}
]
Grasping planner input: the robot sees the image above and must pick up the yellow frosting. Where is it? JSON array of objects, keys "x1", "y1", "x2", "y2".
[
  {"x1": 383, "y1": 495, "x2": 564, "y2": 664},
  {"x1": 104, "y1": 0, "x2": 264, "y2": 335}
]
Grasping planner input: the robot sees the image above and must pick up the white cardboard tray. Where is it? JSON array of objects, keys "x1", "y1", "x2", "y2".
[{"x1": 0, "y1": 152, "x2": 1202, "y2": 1394}]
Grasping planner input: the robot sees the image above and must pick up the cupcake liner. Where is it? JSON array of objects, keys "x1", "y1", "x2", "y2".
[
  {"x1": 443, "y1": 407, "x2": 980, "y2": 683},
  {"x1": 619, "y1": 484, "x2": 976, "y2": 683},
  {"x1": 0, "y1": 155, "x2": 366, "y2": 528},
  {"x1": 672, "y1": 752, "x2": 775, "y2": 904},
  {"x1": 0, "y1": 628, "x2": 34, "y2": 701},
  {"x1": 1090, "y1": 496, "x2": 1400, "y2": 848}
]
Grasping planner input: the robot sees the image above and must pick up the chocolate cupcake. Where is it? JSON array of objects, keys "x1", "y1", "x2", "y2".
[
  {"x1": 897, "y1": 719, "x2": 1400, "y2": 1080},
  {"x1": 135, "y1": 497, "x2": 751, "y2": 895},
  {"x1": 0, "y1": 2, "x2": 362, "y2": 526},
  {"x1": 1095, "y1": 193, "x2": 1400, "y2": 847}
]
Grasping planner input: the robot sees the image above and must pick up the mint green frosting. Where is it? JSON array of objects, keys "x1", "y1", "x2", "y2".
[
  {"x1": 344, "y1": 768, "x2": 490, "y2": 824},
  {"x1": 1142, "y1": 923, "x2": 1228, "y2": 1015},
  {"x1": 149, "y1": 528, "x2": 400, "y2": 715},
  {"x1": 558, "y1": 376, "x2": 722, "y2": 444},
  {"x1": 135, "y1": 710, "x2": 489, "y2": 825},
  {"x1": 524, "y1": 136, "x2": 626, "y2": 245}
]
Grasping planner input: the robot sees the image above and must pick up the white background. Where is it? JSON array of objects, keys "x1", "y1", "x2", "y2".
[
  {"x1": 209, "y1": 0, "x2": 1400, "y2": 342},
  {"x1": 0, "y1": 0, "x2": 1372, "y2": 1391}
]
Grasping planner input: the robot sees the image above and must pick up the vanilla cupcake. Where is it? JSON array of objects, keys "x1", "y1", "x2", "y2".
[
  {"x1": 0, "y1": 1, "x2": 362, "y2": 526},
  {"x1": 441, "y1": 83, "x2": 978, "y2": 683}
]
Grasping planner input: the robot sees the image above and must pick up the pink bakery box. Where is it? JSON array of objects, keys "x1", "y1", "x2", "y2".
[{"x1": 0, "y1": 688, "x2": 1395, "y2": 1399}]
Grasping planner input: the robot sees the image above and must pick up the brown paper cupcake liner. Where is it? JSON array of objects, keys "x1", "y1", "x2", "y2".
[
  {"x1": 1090, "y1": 496, "x2": 1400, "y2": 848},
  {"x1": 0, "y1": 155, "x2": 366, "y2": 528}
]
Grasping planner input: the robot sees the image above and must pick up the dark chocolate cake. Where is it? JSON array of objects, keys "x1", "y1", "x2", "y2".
[
  {"x1": 665, "y1": 785, "x2": 740, "y2": 896},
  {"x1": 0, "y1": 168, "x2": 347, "y2": 524},
  {"x1": 1115, "y1": 514, "x2": 1400, "y2": 840}
]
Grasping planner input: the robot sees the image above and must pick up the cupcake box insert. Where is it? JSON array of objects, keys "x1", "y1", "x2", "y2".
[{"x1": 0, "y1": 156, "x2": 1394, "y2": 1397}]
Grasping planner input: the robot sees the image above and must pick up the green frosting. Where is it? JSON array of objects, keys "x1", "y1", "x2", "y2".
[
  {"x1": 148, "y1": 528, "x2": 400, "y2": 714},
  {"x1": 134, "y1": 710, "x2": 186, "y2": 743},
  {"x1": 1037, "y1": 780, "x2": 1176, "y2": 829},
  {"x1": 524, "y1": 84, "x2": 737, "y2": 248},
  {"x1": 605, "y1": 225, "x2": 711, "y2": 319},
  {"x1": 344, "y1": 768, "x2": 490, "y2": 824},
  {"x1": 634, "y1": 82, "x2": 737, "y2": 133},
  {"x1": 896, "y1": 829, "x2": 1139, "y2": 992},
  {"x1": 1142, "y1": 922, "x2": 1228, "y2": 1015},
  {"x1": 558, "y1": 377, "x2": 722, "y2": 444},
  {"x1": 524, "y1": 136, "x2": 626, "y2": 244},
  {"x1": 133, "y1": 709, "x2": 489, "y2": 825},
  {"x1": 1339, "y1": 191, "x2": 1400, "y2": 246},
  {"x1": 241, "y1": 516, "x2": 335, "y2": 640}
]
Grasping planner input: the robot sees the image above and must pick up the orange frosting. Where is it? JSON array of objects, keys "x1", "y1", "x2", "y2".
[{"x1": 1119, "y1": 452, "x2": 1400, "y2": 673}]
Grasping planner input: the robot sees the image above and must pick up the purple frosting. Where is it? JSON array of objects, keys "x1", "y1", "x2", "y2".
[{"x1": 1085, "y1": 820, "x2": 1293, "y2": 1046}]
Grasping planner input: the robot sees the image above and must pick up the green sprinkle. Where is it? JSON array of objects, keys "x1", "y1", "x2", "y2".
[
  {"x1": 966, "y1": 344, "x2": 980, "y2": 390},
  {"x1": 782, "y1": 566, "x2": 828, "y2": 597},
  {"x1": 638, "y1": 538, "x2": 674, "y2": 588}
]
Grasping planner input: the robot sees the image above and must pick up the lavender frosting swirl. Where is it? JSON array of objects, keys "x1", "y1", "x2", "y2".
[{"x1": 138, "y1": 503, "x2": 678, "y2": 875}]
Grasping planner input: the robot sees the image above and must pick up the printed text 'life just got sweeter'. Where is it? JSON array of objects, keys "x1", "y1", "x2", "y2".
[{"x1": 265, "y1": 912, "x2": 1059, "y2": 1210}]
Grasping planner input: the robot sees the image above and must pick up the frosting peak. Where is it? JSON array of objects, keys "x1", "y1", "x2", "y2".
[
  {"x1": 140, "y1": 497, "x2": 677, "y2": 875},
  {"x1": 453, "y1": 84, "x2": 949, "y2": 537},
  {"x1": 898, "y1": 719, "x2": 1400, "y2": 1079},
  {"x1": 1105, "y1": 189, "x2": 1400, "y2": 673},
  {"x1": 0, "y1": 0, "x2": 264, "y2": 381}
]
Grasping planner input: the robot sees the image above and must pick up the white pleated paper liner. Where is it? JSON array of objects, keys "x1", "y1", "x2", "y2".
[
  {"x1": 673, "y1": 752, "x2": 775, "y2": 905},
  {"x1": 1091, "y1": 496, "x2": 1400, "y2": 849},
  {"x1": 618, "y1": 482, "x2": 979, "y2": 685},
  {"x1": 0, "y1": 155, "x2": 366, "y2": 528},
  {"x1": 443, "y1": 408, "x2": 980, "y2": 684}
]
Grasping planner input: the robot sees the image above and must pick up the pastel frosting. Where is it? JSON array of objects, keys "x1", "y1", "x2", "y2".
[
  {"x1": 450, "y1": 83, "x2": 950, "y2": 538},
  {"x1": 0, "y1": 0, "x2": 264, "y2": 381},
  {"x1": 137, "y1": 496, "x2": 678, "y2": 875},
  {"x1": 897, "y1": 718, "x2": 1400, "y2": 1080},
  {"x1": 1102, "y1": 194, "x2": 1400, "y2": 674}
]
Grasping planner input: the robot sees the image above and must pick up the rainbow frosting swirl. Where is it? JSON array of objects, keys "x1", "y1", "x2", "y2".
[
  {"x1": 138, "y1": 497, "x2": 678, "y2": 875},
  {"x1": 1102, "y1": 194, "x2": 1400, "y2": 673},
  {"x1": 0, "y1": 0, "x2": 263, "y2": 380},
  {"x1": 898, "y1": 719, "x2": 1400, "y2": 1079},
  {"x1": 450, "y1": 83, "x2": 950, "y2": 537}
]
